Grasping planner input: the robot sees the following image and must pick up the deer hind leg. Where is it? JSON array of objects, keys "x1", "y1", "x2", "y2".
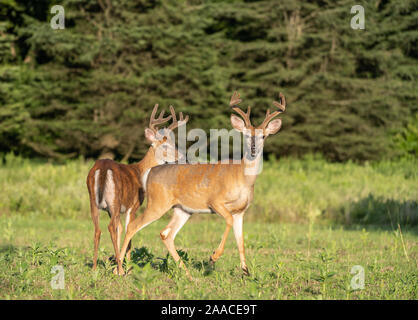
[
  {"x1": 89, "y1": 200, "x2": 101, "y2": 270},
  {"x1": 209, "y1": 203, "x2": 233, "y2": 264},
  {"x1": 87, "y1": 173, "x2": 101, "y2": 271},
  {"x1": 160, "y1": 207, "x2": 192, "y2": 280},
  {"x1": 232, "y1": 212, "x2": 249, "y2": 276},
  {"x1": 107, "y1": 204, "x2": 123, "y2": 275},
  {"x1": 117, "y1": 221, "x2": 122, "y2": 251}
]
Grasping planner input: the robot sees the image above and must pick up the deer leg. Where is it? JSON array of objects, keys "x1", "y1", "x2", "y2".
[
  {"x1": 125, "y1": 211, "x2": 136, "y2": 262},
  {"x1": 117, "y1": 221, "x2": 122, "y2": 251},
  {"x1": 125, "y1": 202, "x2": 140, "y2": 262},
  {"x1": 108, "y1": 205, "x2": 123, "y2": 275},
  {"x1": 119, "y1": 202, "x2": 170, "y2": 269},
  {"x1": 160, "y1": 207, "x2": 192, "y2": 280},
  {"x1": 90, "y1": 202, "x2": 101, "y2": 270},
  {"x1": 209, "y1": 203, "x2": 233, "y2": 264},
  {"x1": 232, "y1": 212, "x2": 249, "y2": 276}
]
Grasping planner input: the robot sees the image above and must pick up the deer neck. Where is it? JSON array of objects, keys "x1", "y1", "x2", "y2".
[
  {"x1": 135, "y1": 147, "x2": 159, "y2": 175},
  {"x1": 240, "y1": 150, "x2": 263, "y2": 186}
]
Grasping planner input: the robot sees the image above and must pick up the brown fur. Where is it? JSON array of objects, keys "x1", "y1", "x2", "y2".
[
  {"x1": 89, "y1": 159, "x2": 145, "y2": 210},
  {"x1": 86, "y1": 104, "x2": 189, "y2": 275},
  {"x1": 86, "y1": 147, "x2": 160, "y2": 274}
]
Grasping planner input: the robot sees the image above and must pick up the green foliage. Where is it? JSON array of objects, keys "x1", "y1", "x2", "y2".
[
  {"x1": 0, "y1": 0, "x2": 417, "y2": 161},
  {"x1": 394, "y1": 114, "x2": 418, "y2": 157}
]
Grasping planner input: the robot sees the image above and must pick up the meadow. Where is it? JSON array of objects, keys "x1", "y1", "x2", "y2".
[{"x1": 0, "y1": 154, "x2": 417, "y2": 299}]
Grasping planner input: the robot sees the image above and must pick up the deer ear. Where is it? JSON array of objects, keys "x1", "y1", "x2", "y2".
[
  {"x1": 231, "y1": 114, "x2": 246, "y2": 132},
  {"x1": 265, "y1": 119, "x2": 282, "y2": 135},
  {"x1": 145, "y1": 128, "x2": 157, "y2": 143}
]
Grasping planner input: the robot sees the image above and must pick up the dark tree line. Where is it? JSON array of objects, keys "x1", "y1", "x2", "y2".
[{"x1": 0, "y1": 0, "x2": 417, "y2": 161}]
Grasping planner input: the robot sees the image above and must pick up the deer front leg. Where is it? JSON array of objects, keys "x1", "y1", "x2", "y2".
[
  {"x1": 232, "y1": 212, "x2": 249, "y2": 276},
  {"x1": 125, "y1": 220, "x2": 133, "y2": 262},
  {"x1": 119, "y1": 202, "x2": 170, "y2": 269},
  {"x1": 125, "y1": 204, "x2": 139, "y2": 262},
  {"x1": 209, "y1": 204, "x2": 233, "y2": 264}
]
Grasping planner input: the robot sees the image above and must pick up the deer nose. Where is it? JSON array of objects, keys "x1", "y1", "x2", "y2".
[{"x1": 251, "y1": 136, "x2": 256, "y2": 154}]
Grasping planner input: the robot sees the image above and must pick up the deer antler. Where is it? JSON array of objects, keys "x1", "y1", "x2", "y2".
[
  {"x1": 257, "y1": 92, "x2": 286, "y2": 129},
  {"x1": 230, "y1": 91, "x2": 252, "y2": 127},
  {"x1": 149, "y1": 104, "x2": 172, "y2": 133},
  {"x1": 168, "y1": 105, "x2": 189, "y2": 131}
]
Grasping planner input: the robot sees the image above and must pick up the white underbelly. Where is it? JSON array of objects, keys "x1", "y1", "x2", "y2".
[{"x1": 175, "y1": 204, "x2": 213, "y2": 214}]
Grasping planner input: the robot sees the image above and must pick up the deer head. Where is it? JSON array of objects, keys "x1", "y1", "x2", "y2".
[
  {"x1": 230, "y1": 91, "x2": 285, "y2": 159},
  {"x1": 144, "y1": 104, "x2": 189, "y2": 164}
]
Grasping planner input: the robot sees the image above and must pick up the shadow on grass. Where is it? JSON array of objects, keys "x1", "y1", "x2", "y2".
[
  {"x1": 334, "y1": 194, "x2": 418, "y2": 234},
  {"x1": 190, "y1": 258, "x2": 216, "y2": 276},
  {"x1": 0, "y1": 244, "x2": 17, "y2": 254},
  {"x1": 131, "y1": 247, "x2": 157, "y2": 267},
  {"x1": 127, "y1": 246, "x2": 214, "y2": 276}
]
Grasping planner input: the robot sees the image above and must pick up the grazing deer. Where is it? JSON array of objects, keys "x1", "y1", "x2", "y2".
[
  {"x1": 86, "y1": 104, "x2": 189, "y2": 275},
  {"x1": 117, "y1": 91, "x2": 286, "y2": 278}
]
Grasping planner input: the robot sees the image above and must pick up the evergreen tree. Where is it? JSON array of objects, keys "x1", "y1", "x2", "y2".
[{"x1": 0, "y1": 0, "x2": 416, "y2": 161}]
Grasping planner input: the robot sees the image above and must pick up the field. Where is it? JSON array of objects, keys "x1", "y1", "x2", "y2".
[{"x1": 0, "y1": 154, "x2": 417, "y2": 299}]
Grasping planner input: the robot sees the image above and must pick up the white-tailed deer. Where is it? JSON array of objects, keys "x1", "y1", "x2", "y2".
[
  {"x1": 86, "y1": 104, "x2": 189, "y2": 275},
  {"x1": 117, "y1": 91, "x2": 286, "y2": 278}
]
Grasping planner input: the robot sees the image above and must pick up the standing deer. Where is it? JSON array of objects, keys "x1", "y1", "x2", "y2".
[
  {"x1": 117, "y1": 91, "x2": 286, "y2": 278},
  {"x1": 86, "y1": 104, "x2": 189, "y2": 275}
]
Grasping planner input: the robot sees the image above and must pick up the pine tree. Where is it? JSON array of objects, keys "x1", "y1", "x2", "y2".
[{"x1": 0, "y1": 0, "x2": 416, "y2": 161}]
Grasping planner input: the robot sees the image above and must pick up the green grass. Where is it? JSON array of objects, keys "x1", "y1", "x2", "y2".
[
  {"x1": 0, "y1": 153, "x2": 417, "y2": 224},
  {"x1": 0, "y1": 154, "x2": 417, "y2": 299},
  {"x1": 0, "y1": 215, "x2": 416, "y2": 299}
]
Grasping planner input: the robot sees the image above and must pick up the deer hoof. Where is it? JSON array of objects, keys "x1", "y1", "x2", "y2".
[
  {"x1": 242, "y1": 266, "x2": 250, "y2": 276},
  {"x1": 113, "y1": 267, "x2": 125, "y2": 276},
  {"x1": 209, "y1": 255, "x2": 216, "y2": 266}
]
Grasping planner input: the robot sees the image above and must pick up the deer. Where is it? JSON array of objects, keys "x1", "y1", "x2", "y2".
[
  {"x1": 86, "y1": 104, "x2": 189, "y2": 275},
  {"x1": 116, "y1": 91, "x2": 286, "y2": 278}
]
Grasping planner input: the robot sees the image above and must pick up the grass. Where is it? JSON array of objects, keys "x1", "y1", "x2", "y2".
[
  {"x1": 0, "y1": 154, "x2": 417, "y2": 299},
  {"x1": 0, "y1": 215, "x2": 416, "y2": 299},
  {"x1": 0, "y1": 153, "x2": 416, "y2": 224}
]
